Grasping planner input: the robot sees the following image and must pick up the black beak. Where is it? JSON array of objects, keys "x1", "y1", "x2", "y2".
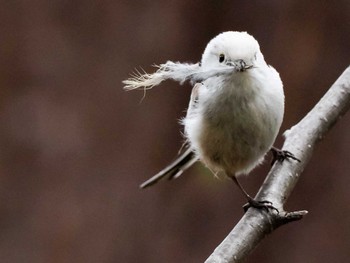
[{"x1": 227, "y1": 59, "x2": 253, "y2": 72}]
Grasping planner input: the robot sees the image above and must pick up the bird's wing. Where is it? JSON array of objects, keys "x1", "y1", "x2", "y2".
[{"x1": 187, "y1": 82, "x2": 201, "y2": 115}]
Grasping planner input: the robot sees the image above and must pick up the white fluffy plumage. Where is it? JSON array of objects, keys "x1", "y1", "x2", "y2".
[{"x1": 183, "y1": 32, "x2": 284, "y2": 177}]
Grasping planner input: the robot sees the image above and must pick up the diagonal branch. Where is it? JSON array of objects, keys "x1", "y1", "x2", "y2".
[{"x1": 205, "y1": 66, "x2": 350, "y2": 263}]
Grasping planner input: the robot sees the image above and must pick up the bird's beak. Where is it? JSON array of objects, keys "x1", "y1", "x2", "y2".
[{"x1": 226, "y1": 59, "x2": 253, "y2": 72}]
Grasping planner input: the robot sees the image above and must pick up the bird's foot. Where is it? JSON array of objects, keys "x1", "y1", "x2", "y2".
[
  {"x1": 243, "y1": 197, "x2": 279, "y2": 214},
  {"x1": 270, "y1": 147, "x2": 300, "y2": 166}
]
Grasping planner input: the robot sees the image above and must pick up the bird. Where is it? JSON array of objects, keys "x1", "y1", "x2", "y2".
[{"x1": 123, "y1": 31, "x2": 299, "y2": 211}]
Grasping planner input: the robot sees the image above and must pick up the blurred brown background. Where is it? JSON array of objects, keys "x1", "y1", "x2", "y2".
[{"x1": 0, "y1": 1, "x2": 349, "y2": 262}]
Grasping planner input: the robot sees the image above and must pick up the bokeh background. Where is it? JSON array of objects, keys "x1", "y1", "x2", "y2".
[{"x1": 0, "y1": 1, "x2": 349, "y2": 262}]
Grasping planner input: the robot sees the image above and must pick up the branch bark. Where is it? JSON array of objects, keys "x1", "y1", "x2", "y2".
[{"x1": 205, "y1": 66, "x2": 350, "y2": 263}]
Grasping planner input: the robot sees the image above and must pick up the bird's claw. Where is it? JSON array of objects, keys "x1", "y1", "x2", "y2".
[
  {"x1": 243, "y1": 198, "x2": 279, "y2": 214},
  {"x1": 270, "y1": 147, "x2": 300, "y2": 166}
]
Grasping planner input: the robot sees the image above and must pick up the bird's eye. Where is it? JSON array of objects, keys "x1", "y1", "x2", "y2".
[{"x1": 219, "y1": 54, "x2": 225, "y2": 63}]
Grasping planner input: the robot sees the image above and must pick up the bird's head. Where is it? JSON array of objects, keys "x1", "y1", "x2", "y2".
[{"x1": 201, "y1": 31, "x2": 264, "y2": 72}]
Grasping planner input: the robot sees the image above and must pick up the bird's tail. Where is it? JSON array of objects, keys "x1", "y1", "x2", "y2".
[{"x1": 139, "y1": 146, "x2": 198, "y2": 189}]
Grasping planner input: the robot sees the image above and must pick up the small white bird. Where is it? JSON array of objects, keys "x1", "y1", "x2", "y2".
[{"x1": 123, "y1": 31, "x2": 298, "y2": 211}]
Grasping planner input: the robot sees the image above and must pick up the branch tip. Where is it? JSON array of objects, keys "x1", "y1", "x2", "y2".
[{"x1": 276, "y1": 210, "x2": 308, "y2": 226}]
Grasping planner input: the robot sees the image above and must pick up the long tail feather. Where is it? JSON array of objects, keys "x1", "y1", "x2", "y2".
[{"x1": 140, "y1": 147, "x2": 198, "y2": 188}]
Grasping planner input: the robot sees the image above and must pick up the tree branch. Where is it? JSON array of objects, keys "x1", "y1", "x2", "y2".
[{"x1": 205, "y1": 66, "x2": 350, "y2": 263}]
